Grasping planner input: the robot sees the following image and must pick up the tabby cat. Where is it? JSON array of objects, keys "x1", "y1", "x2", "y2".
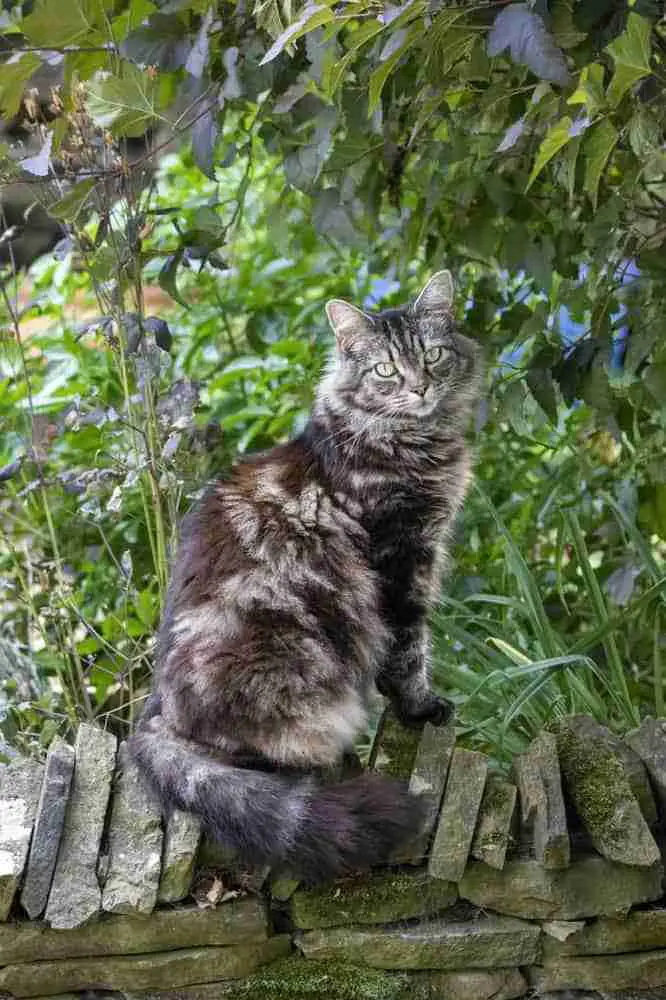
[{"x1": 129, "y1": 270, "x2": 481, "y2": 881}]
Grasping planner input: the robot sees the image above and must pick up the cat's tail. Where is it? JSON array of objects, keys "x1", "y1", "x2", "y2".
[{"x1": 128, "y1": 713, "x2": 425, "y2": 882}]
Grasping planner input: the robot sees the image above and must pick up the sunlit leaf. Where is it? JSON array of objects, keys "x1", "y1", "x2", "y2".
[
  {"x1": 606, "y1": 12, "x2": 652, "y2": 107},
  {"x1": 583, "y1": 118, "x2": 618, "y2": 209},
  {"x1": 526, "y1": 116, "x2": 573, "y2": 190}
]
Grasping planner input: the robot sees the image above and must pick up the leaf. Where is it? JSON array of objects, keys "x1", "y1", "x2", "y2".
[
  {"x1": 567, "y1": 62, "x2": 605, "y2": 115},
  {"x1": 122, "y1": 13, "x2": 191, "y2": 70},
  {"x1": 145, "y1": 316, "x2": 173, "y2": 351},
  {"x1": 19, "y1": 130, "x2": 53, "y2": 177},
  {"x1": 50, "y1": 178, "x2": 97, "y2": 222},
  {"x1": 87, "y1": 63, "x2": 166, "y2": 137},
  {"x1": 0, "y1": 53, "x2": 41, "y2": 119},
  {"x1": 487, "y1": 3, "x2": 569, "y2": 86},
  {"x1": 583, "y1": 118, "x2": 618, "y2": 209},
  {"x1": 22, "y1": 0, "x2": 105, "y2": 46},
  {"x1": 221, "y1": 47, "x2": 243, "y2": 100},
  {"x1": 526, "y1": 352, "x2": 559, "y2": 422},
  {"x1": 368, "y1": 25, "x2": 419, "y2": 114},
  {"x1": 497, "y1": 117, "x2": 526, "y2": 153},
  {"x1": 191, "y1": 105, "x2": 218, "y2": 178},
  {"x1": 526, "y1": 116, "x2": 573, "y2": 191},
  {"x1": 606, "y1": 12, "x2": 652, "y2": 107},
  {"x1": 606, "y1": 562, "x2": 641, "y2": 606},
  {"x1": 259, "y1": 4, "x2": 334, "y2": 66},
  {"x1": 629, "y1": 107, "x2": 660, "y2": 159},
  {"x1": 185, "y1": 6, "x2": 214, "y2": 79},
  {"x1": 312, "y1": 188, "x2": 357, "y2": 243},
  {"x1": 159, "y1": 250, "x2": 187, "y2": 307}
]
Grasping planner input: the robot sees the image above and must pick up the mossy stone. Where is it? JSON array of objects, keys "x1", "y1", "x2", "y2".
[
  {"x1": 290, "y1": 870, "x2": 457, "y2": 930},
  {"x1": 542, "y1": 907, "x2": 666, "y2": 958},
  {"x1": 459, "y1": 856, "x2": 663, "y2": 921},
  {"x1": 368, "y1": 707, "x2": 422, "y2": 779},
  {"x1": 530, "y1": 948, "x2": 666, "y2": 993},
  {"x1": 549, "y1": 716, "x2": 659, "y2": 867}
]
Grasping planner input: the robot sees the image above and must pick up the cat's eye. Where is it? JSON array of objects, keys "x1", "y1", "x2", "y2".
[
  {"x1": 425, "y1": 346, "x2": 448, "y2": 364},
  {"x1": 374, "y1": 361, "x2": 397, "y2": 378}
]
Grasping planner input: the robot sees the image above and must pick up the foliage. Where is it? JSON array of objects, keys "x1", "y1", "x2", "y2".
[{"x1": 1, "y1": 0, "x2": 666, "y2": 756}]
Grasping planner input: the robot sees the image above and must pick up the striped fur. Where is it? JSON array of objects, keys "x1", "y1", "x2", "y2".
[{"x1": 129, "y1": 271, "x2": 482, "y2": 881}]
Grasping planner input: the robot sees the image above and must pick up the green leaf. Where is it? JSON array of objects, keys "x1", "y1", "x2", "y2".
[
  {"x1": 0, "y1": 53, "x2": 41, "y2": 119},
  {"x1": 629, "y1": 107, "x2": 660, "y2": 159},
  {"x1": 368, "y1": 25, "x2": 419, "y2": 115},
  {"x1": 22, "y1": 0, "x2": 107, "y2": 46},
  {"x1": 567, "y1": 62, "x2": 605, "y2": 116},
  {"x1": 159, "y1": 250, "x2": 187, "y2": 307},
  {"x1": 583, "y1": 118, "x2": 618, "y2": 209},
  {"x1": 259, "y1": 4, "x2": 335, "y2": 66},
  {"x1": 526, "y1": 116, "x2": 573, "y2": 191},
  {"x1": 605, "y1": 12, "x2": 652, "y2": 107},
  {"x1": 87, "y1": 63, "x2": 169, "y2": 137},
  {"x1": 526, "y1": 363, "x2": 559, "y2": 423},
  {"x1": 50, "y1": 178, "x2": 97, "y2": 222}
]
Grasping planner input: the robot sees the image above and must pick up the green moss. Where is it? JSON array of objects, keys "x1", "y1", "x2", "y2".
[
  {"x1": 368, "y1": 710, "x2": 421, "y2": 778},
  {"x1": 549, "y1": 718, "x2": 631, "y2": 847},
  {"x1": 290, "y1": 869, "x2": 457, "y2": 930},
  {"x1": 225, "y1": 958, "x2": 410, "y2": 1000}
]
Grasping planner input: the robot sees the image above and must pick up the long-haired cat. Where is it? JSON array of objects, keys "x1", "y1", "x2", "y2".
[{"x1": 129, "y1": 271, "x2": 481, "y2": 881}]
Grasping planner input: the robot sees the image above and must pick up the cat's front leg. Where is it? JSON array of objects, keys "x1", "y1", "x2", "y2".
[{"x1": 376, "y1": 624, "x2": 454, "y2": 729}]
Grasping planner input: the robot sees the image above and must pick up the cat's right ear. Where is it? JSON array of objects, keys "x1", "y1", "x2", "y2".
[{"x1": 326, "y1": 300, "x2": 375, "y2": 351}]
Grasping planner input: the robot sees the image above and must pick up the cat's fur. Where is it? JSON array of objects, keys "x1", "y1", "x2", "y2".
[{"x1": 129, "y1": 271, "x2": 481, "y2": 881}]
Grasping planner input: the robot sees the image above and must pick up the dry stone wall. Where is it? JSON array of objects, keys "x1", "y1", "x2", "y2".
[{"x1": 3, "y1": 713, "x2": 666, "y2": 999}]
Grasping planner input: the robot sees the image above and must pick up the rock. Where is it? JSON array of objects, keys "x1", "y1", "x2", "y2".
[
  {"x1": 626, "y1": 718, "x2": 666, "y2": 818},
  {"x1": 0, "y1": 899, "x2": 268, "y2": 964},
  {"x1": 44, "y1": 723, "x2": 117, "y2": 929},
  {"x1": 297, "y1": 911, "x2": 540, "y2": 970},
  {"x1": 368, "y1": 706, "x2": 422, "y2": 779},
  {"x1": 428, "y1": 749, "x2": 488, "y2": 882},
  {"x1": 607, "y1": 730, "x2": 658, "y2": 828},
  {"x1": 20, "y1": 739, "x2": 74, "y2": 919},
  {"x1": 402, "y1": 722, "x2": 455, "y2": 863},
  {"x1": 513, "y1": 732, "x2": 569, "y2": 869},
  {"x1": 124, "y1": 960, "x2": 528, "y2": 1000},
  {"x1": 158, "y1": 810, "x2": 201, "y2": 904},
  {"x1": 0, "y1": 756, "x2": 44, "y2": 921},
  {"x1": 542, "y1": 907, "x2": 666, "y2": 958},
  {"x1": 551, "y1": 716, "x2": 660, "y2": 867},
  {"x1": 102, "y1": 743, "x2": 163, "y2": 915},
  {"x1": 471, "y1": 776, "x2": 517, "y2": 870},
  {"x1": 530, "y1": 949, "x2": 666, "y2": 993},
  {"x1": 290, "y1": 869, "x2": 457, "y2": 930},
  {"x1": 459, "y1": 856, "x2": 663, "y2": 920},
  {"x1": 270, "y1": 876, "x2": 300, "y2": 902},
  {"x1": 0, "y1": 937, "x2": 290, "y2": 997},
  {"x1": 0, "y1": 637, "x2": 41, "y2": 714}
]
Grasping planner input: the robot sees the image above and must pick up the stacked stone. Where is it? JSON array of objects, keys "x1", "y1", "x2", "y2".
[
  {"x1": 2, "y1": 712, "x2": 666, "y2": 998},
  {"x1": 0, "y1": 724, "x2": 200, "y2": 929}
]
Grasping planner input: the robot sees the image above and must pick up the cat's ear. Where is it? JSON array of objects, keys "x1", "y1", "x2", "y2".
[
  {"x1": 413, "y1": 270, "x2": 455, "y2": 313},
  {"x1": 326, "y1": 300, "x2": 375, "y2": 350}
]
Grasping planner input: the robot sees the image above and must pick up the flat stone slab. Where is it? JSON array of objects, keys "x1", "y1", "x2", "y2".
[
  {"x1": 429, "y1": 748, "x2": 487, "y2": 882},
  {"x1": 402, "y1": 722, "x2": 455, "y2": 863},
  {"x1": 626, "y1": 717, "x2": 666, "y2": 817},
  {"x1": 459, "y1": 856, "x2": 663, "y2": 920},
  {"x1": 471, "y1": 776, "x2": 517, "y2": 870},
  {"x1": 368, "y1": 706, "x2": 422, "y2": 779},
  {"x1": 20, "y1": 739, "x2": 74, "y2": 919},
  {"x1": 542, "y1": 907, "x2": 666, "y2": 958},
  {"x1": 0, "y1": 756, "x2": 44, "y2": 921},
  {"x1": 291, "y1": 869, "x2": 457, "y2": 930},
  {"x1": 102, "y1": 742, "x2": 163, "y2": 915},
  {"x1": 298, "y1": 911, "x2": 540, "y2": 970},
  {"x1": 0, "y1": 898, "x2": 268, "y2": 965},
  {"x1": 0, "y1": 937, "x2": 290, "y2": 997},
  {"x1": 158, "y1": 810, "x2": 200, "y2": 904},
  {"x1": 530, "y1": 949, "x2": 666, "y2": 993},
  {"x1": 124, "y1": 960, "x2": 528, "y2": 1000},
  {"x1": 513, "y1": 732, "x2": 569, "y2": 869},
  {"x1": 551, "y1": 716, "x2": 659, "y2": 867},
  {"x1": 44, "y1": 723, "x2": 118, "y2": 929}
]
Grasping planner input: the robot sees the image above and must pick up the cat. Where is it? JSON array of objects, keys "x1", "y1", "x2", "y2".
[{"x1": 129, "y1": 270, "x2": 481, "y2": 882}]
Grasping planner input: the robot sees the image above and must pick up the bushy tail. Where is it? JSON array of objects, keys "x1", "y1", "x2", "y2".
[{"x1": 128, "y1": 715, "x2": 425, "y2": 882}]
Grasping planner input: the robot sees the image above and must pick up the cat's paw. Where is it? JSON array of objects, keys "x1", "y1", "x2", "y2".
[{"x1": 396, "y1": 693, "x2": 454, "y2": 729}]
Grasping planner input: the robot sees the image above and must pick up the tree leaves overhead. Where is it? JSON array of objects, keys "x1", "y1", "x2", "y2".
[
  {"x1": 87, "y1": 63, "x2": 171, "y2": 137},
  {"x1": 583, "y1": 118, "x2": 618, "y2": 209},
  {"x1": 487, "y1": 3, "x2": 570, "y2": 86}
]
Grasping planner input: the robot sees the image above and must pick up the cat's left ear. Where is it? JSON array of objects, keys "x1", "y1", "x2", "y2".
[
  {"x1": 326, "y1": 300, "x2": 375, "y2": 351},
  {"x1": 412, "y1": 270, "x2": 455, "y2": 313}
]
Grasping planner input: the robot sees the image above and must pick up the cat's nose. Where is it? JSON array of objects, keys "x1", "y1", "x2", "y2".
[{"x1": 411, "y1": 385, "x2": 428, "y2": 397}]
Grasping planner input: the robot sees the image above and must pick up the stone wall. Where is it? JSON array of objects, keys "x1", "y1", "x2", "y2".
[{"x1": 2, "y1": 713, "x2": 666, "y2": 999}]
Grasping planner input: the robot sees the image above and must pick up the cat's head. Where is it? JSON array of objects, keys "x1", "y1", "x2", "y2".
[{"x1": 323, "y1": 271, "x2": 480, "y2": 425}]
